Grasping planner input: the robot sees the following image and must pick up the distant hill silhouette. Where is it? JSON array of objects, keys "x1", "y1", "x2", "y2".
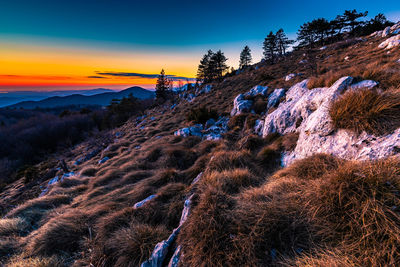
[
  {"x1": 7, "y1": 86, "x2": 155, "y2": 109},
  {"x1": 0, "y1": 88, "x2": 116, "y2": 107}
]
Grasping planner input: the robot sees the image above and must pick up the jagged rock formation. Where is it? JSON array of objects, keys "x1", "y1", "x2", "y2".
[
  {"x1": 174, "y1": 117, "x2": 229, "y2": 140},
  {"x1": 258, "y1": 77, "x2": 399, "y2": 166}
]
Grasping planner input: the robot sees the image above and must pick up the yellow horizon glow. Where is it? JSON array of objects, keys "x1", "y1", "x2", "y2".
[{"x1": 0, "y1": 37, "x2": 198, "y2": 90}]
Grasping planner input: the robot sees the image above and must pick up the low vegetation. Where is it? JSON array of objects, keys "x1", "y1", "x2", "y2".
[
  {"x1": 330, "y1": 88, "x2": 400, "y2": 135},
  {"x1": 186, "y1": 106, "x2": 218, "y2": 124},
  {"x1": 0, "y1": 10, "x2": 399, "y2": 266}
]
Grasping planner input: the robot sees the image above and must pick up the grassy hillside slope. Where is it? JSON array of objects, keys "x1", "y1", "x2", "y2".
[{"x1": 0, "y1": 32, "x2": 399, "y2": 266}]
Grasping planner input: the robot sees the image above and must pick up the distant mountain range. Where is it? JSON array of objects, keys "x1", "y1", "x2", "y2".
[
  {"x1": 6, "y1": 87, "x2": 155, "y2": 109},
  {"x1": 0, "y1": 88, "x2": 115, "y2": 107}
]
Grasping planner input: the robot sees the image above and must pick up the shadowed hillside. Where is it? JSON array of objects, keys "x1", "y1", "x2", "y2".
[
  {"x1": 8, "y1": 87, "x2": 155, "y2": 109},
  {"x1": 0, "y1": 20, "x2": 400, "y2": 267}
]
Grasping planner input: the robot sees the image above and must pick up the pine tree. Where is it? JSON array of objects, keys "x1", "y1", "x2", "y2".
[
  {"x1": 239, "y1": 45, "x2": 252, "y2": 69},
  {"x1": 197, "y1": 50, "x2": 228, "y2": 82},
  {"x1": 155, "y1": 69, "x2": 171, "y2": 100},
  {"x1": 196, "y1": 50, "x2": 213, "y2": 83},
  {"x1": 342, "y1": 9, "x2": 368, "y2": 32},
  {"x1": 275, "y1": 29, "x2": 294, "y2": 56},
  {"x1": 263, "y1": 31, "x2": 278, "y2": 63},
  {"x1": 211, "y1": 50, "x2": 229, "y2": 80}
]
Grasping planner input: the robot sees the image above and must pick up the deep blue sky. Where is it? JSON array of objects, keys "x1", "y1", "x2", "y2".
[
  {"x1": 1, "y1": 0, "x2": 400, "y2": 91},
  {"x1": 1, "y1": 0, "x2": 400, "y2": 48}
]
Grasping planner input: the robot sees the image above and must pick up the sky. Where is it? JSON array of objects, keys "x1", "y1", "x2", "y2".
[{"x1": 1, "y1": 0, "x2": 400, "y2": 91}]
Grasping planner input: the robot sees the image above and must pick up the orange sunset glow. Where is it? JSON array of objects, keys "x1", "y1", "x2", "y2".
[{"x1": 0, "y1": 36, "x2": 199, "y2": 91}]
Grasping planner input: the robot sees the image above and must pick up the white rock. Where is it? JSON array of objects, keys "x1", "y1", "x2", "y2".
[
  {"x1": 261, "y1": 77, "x2": 398, "y2": 166},
  {"x1": 254, "y1": 119, "x2": 264, "y2": 135},
  {"x1": 382, "y1": 26, "x2": 391, "y2": 37},
  {"x1": 167, "y1": 246, "x2": 181, "y2": 267},
  {"x1": 262, "y1": 79, "x2": 310, "y2": 136},
  {"x1": 267, "y1": 88, "x2": 285, "y2": 109},
  {"x1": 350, "y1": 80, "x2": 378, "y2": 90},
  {"x1": 390, "y1": 22, "x2": 400, "y2": 32},
  {"x1": 245, "y1": 85, "x2": 269, "y2": 97},
  {"x1": 262, "y1": 77, "x2": 352, "y2": 137},
  {"x1": 205, "y1": 118, "x2": 216, "y2": 128},
  {"x1": 370, "y1": 30, "x2": 383, "y2": 37},
  {"x1": 98, "y1": 157, "x2": 109, "y2": 164},
  {"x1": 285, "y1": 73, "x2": 296, "y2": 81},
  {"x1": 231, "y1": 94, "x2": 253, "y2": 116},
  {"x1": 174, "y1": 124, "x2": 203, "y2": 137},
  {"x1": 378, "y1": 34, "x2": 400, "y2": 49},
  {"x1": 320, "y1": 46, "x2": 327, "y2": 50},
  {"x1": 134, "y1": 195, "x2": 156, "y2": 209}
]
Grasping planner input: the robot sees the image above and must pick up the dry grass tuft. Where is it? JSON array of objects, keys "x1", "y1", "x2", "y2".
[
  {"x1": 256, "y1": 146, "x2": 281, "y2": 170},
  {"x1": 304, "y1": 159, "x2": 400, "y2": 265},
  {"x1": 281, "y1": 132, "x2": 299, "y2": 151},
  {"x1": 206, "y1": 150, "x2": 253, "y2": 172},
  {"x1": 330, "y1": 89, "x2": 400, "y2": 135},
  {"x1": 80, "y1": 165, "x2": 97, "y2": 176},
  {"x1": 238, "y1": 134, "x2": 265, "y2": 151},
  {"x1": 163, "y1": 147, "x2": 198, "y2": 170},
  {"x1": 273, "y1": 153, "x2": 341, "y2": 181},
  {"x1": 0, "y1": 218, "x2": 28, "y2": 236},
  {"x1": 8, "y1": 195, "x2": 72, "y2": 228},
  {"x1": 97, "y1": 223, "x2": 169, "y2": 267},
  {"x1": 201, "y1": 169, "x2": 261, "y2": 194},
  {"x1": 6, "y1": 255, "x2": 66, "y2": 267},
  {"x1": 25, "y1": 210, "x2": 88, "y2": 256},
  {"x1": 232, "y1": 181, "x2": 313, "y2": 266},
  {"x1": 178, "y1": 187, "x2": 236, "y2": 267},
  {"x1": 282, "y1": 249, "x2": 357, "y2": 267}
]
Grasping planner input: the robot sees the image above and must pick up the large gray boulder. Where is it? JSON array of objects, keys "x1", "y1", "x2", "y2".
[
  {"x1": 267, "y1": 88, "x2": 285, "y2": 109},
  {"x1": 230, "y1": 94, "x2": 253, "y2": 116},
  {"x1": 261, "y1": 77, "x2": 399, "y2": 166},
  {"x1": 379, "y1": 34, "x2": 400, "y2": 49}
]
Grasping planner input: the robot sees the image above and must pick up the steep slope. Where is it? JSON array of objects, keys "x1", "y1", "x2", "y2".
[
  {"x1": 0, "y1": 26, "x2": 400, "y2": 267},
  {"x1": 8, "y1": 86, "x2": 155, "y2": 109}
]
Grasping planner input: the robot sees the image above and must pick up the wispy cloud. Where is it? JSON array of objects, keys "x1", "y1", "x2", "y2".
[
  {"x1": 87, "y1": 75, "x2": 109, "y2": 79},
  {"x1": 95, "y1": 71, "x2": 195, "y2": 81}
]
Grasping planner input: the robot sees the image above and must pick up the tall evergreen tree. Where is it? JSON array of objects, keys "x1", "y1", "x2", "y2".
[
  {"x1": 155, "y1": 69, "x2": 171, "y2": 100},
  {"x1": 210, "y1": 50, "x2": 228, "y2": 80},
  {"x1": 197, "y1": 50, "x2": 228, "y2": 82},
  {"x1": 342, "y1": 9, "x2": 368, "y2": 32},
  {"x1": 275, "y1": 29, "x2": 294, "y2": 55},
  {"x1": 196, "y1": 50, "x2": 213, "y2": 83},
  {"x1": 239, "y1": 45, "x2": 252, "y2": 69},
  {"x1": 263, "y1": 31, "x2": 278, "y2": 62}
]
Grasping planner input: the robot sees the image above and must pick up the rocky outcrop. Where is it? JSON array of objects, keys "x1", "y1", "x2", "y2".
[
  {"x1": 245, "y1": 85, "x2": 268, "y2": 97},
  {"x1": 174, "y1": 117, "x2": 229, "y2": 140},
  {"x1": 379, "y1": 34, "x2": 400, "y2": 49},
  {"x1": 231, "y1": 85, "x2": 269, "y2": 116},
  {"x1": 39, "y1": 172, "x2": 76, "y2": 197},
  {"x1": 141, "y1": 173, "x2": 203, "y2": 267},
  {"x1": 174, "y1": 125, "x2": 203, "y2": 138},
  {"x1": 382, "y1": 26, "x2": 391, "y2": 37},
  {"x1": 285, "y1": 73, "x2": 297, "y2": 81},
  {"x1": 350, "y1": 80, "x2": 378, "y2": 90},
  {"x1": 230, "y1": 94, "x2": 253, "y2": 116},
  {"x1": 267, "y1": 88, "x2": 285, "y2": 108},
  {"x1": 259, "y1": 77, "x2": 399, "y2": 166},
  {"x1": 195, "y1": 84, "x2": 212, "y2": 96}
]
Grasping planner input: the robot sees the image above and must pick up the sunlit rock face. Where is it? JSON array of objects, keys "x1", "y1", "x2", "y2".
[{"x1": 260, "y1": 77, "x2": 399, "y2": 166}]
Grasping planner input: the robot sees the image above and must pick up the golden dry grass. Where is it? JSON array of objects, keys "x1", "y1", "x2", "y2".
[
  {"x1": 1, "y1": 30, "x2": 399, "y2": 266},
  {"x1": 330, "y1": 89, "x2": 400, "y2": 135}
]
